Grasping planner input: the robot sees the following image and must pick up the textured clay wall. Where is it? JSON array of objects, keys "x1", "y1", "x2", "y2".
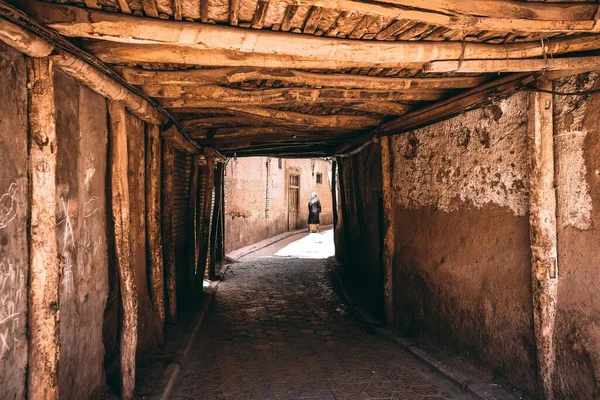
[
  {"x1": 54, "y1": 69, "x2": 110, "y2": 400},
  {"x1": 0, "y1": 43, "x2": 29, "y2": 400},
  {"x1": 335, "y1": 143, "x2": 385, "y2": 318},
  {"x1": 552, "y1": 72, "x2": 600, "y2": 399},
  {"x1": 225, "y1": 158, "x2": 332, "y2": 253},
  {"x1": 390, "y1": 93, "x2": 536, "y2": 393}
]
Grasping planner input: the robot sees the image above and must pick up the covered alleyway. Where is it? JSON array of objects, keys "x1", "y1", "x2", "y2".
[
  {"x1": 171, "y1": 232, "x2": 470, "y2": 400},
  {"x1": 3, "y1": 0, "x2": 600, "y2": 399}
]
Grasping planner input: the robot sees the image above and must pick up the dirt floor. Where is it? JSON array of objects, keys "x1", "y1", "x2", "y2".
[{"x1": 169, "y1": 231, "x2": 473, "y2": 399}]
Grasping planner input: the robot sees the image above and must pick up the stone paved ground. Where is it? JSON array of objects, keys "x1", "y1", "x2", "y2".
[{"x1": 171, "y1": 237, "x2": 473, "y2": 400}]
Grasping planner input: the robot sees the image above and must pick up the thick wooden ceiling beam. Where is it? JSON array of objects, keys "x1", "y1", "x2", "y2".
[
  {"x1": 20, "y1": 1, "x2": 600, "y2": 68},
  {"x1": 118, "y1": 66, "x2": 485, "y2": 90},
  {"x1": 336, "y1": 73, "x2": 541, "y2": 155},
  {"x1": 18, "y1": 0, "x2": 600, "y2": 34},
  {"x1": 142, "y1": 85, "x2": 446, "y2": 104},
  {"x1": 425, "y1": 56, "x2": 600, "y2": 74},
  {"x1": 223, "y1": 107, "x2": 382, "y2": 128}
]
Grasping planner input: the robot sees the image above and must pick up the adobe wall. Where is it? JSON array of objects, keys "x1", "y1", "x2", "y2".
[
  {"x1": 54, "y1": 69, "x2": 110, "y2": 399},
  {"x1": 552, "y1": 72, "x2": 600, "y2": 399},
  {"x1": 225, "y1": 157, "x2": 332, "y2": 253},
  {"x1": 335, "y1": 143, "x2": 385, "y2": 318},
  {"x1": 389, "y1": 93, "x2": 537, "y2": 393},
  {"x1": 0, "y1": 42, "x2": 29, "y2": 400}
]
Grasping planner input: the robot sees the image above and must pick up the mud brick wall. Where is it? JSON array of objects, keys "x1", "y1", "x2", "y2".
[
  {"x1": 0, "y1": 42, "x2": 29, "y2": 400},
  {"x1": 335, "y1": 143, "x2": 385, "y2": 319}
]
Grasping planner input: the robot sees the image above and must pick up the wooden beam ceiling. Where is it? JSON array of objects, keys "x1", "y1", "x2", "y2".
[
  {"x1": 21, "y1": 2, "x2": 600, "y2": 69},
  {"x1": 117, "y1": 67, "x2": 486, "y2": 90},
  {"x1": 18, "y1": 0, "x2": 600, "y2": 34}
]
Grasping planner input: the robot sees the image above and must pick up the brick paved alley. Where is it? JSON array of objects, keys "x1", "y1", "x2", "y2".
[{"x1": 170, "y1": 231, "x2": 473, "y2": 399}]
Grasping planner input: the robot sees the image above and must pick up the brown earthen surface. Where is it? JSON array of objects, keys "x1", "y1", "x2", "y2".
[
  {"x1": 553, "y1": 73, "x2": 600, "y2": 399},
  {"x1": 0, "y1": 42, "x2": 29, "y2": 400},
  {"x1": 54, "y1": 69, "x2": 110, "y2": 399}
]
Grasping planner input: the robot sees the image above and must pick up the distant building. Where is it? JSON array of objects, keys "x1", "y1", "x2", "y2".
[{"x1": 225, "y1": 157, "x2": 333, "y2": 252}]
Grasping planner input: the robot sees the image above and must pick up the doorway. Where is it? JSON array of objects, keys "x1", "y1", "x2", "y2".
[{"x1": 288, "y1": 174, "x2": 300, "y2": 230}]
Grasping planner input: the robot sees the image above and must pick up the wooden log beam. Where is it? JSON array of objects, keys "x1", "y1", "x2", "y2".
[
  {"x1": 224, "y1": 108, "x2": 382, "y2": 128},
  {"x1": 527, "y1": 80, "x2": 559, "y2": 400},
  {"x1": 17, "y1": 0, "x2": 600, "y2": 38},
  {"x1": 181, "y1": 116, "x2": 271, "y2": 129},
  {"x1": 145, "y1": 124, "x2": 165, "y2": 338},
  {"x1": 50, "y1": 52, "x2": 165, "y2": 125},
  {"x1": 336, "y1": 73, "x2": 540, "y2": 155},
  {"x1": 380, "y1": 135, "x2": 395, "y2": 326},
  {"x1": 108, "y1": 100, "x2": 138, "y2": 400},
  {"x1": 0, "y1": 17, "x2": 53, "y2": 57},
  {"x1": 27, "y1": 57, "x2": 60, "y2": 400},
  {"x1": 22, "y1": 2, "x2": 600, "y2": 65},
  {"x1": 425, "y1": 55, "x2": 600, "y2": 74},
  {"x1": 162, "y1": 141, "x2": 177, "y2": 321},
  {"x1": 187, "y1": 156, "x2": 202, "y2": 289},
  {"x1": 161, "y1": 125, "x2": 199, "y2": 154},
  {"x1": 347, "y1": 102, "x2": 410, "y2": 116},
  {"x1": 143, "y1": 85, "x2": 446, "y2": 103},
  {"x1": 117, "y1": 66, "x2": 485, "y2": 90},
  {"x1": 208, "y1": 162, "x2": 224, "y2": 279}
]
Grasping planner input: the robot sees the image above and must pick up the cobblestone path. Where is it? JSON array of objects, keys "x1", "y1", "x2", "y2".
[{"x1": 171, "y1": 256, "x2": 472, "y2": 399}]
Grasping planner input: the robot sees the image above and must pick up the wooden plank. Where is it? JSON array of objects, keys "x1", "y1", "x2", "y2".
[
  {"x1": 146, "y1": 124, "x2": 165, "y2": 339},
  {"x1": 251, "y1": 1, "x2": 270, "y2": 29},
  {"x1": 304, "y1": 6, "x2": 324, "y2": 34},
  {"x1": 281, "y1": 5, "x2": 299, "y2": 32},
  {"x1": 375, "y1": 19, "x2": 411, "y2": 41},
  {"x1": 28, "y1": 2, "x2": 600, "y2": 63},
  {"x1": 425, "y1": 55, "x2": 600, "y2": 73},
  {"x1": 26, "y1": 57, "x2": 59, "y2": 400},
  {"x1": 107, "y1": 100, "x2": 138, "y2": 400},
  {"x1": 229, "y1": 0, "x2": 241, "y2": 26},
  {"x1": 162, "y1": 141, "x2": 177, "y2": 321},
  {"x1": 118, "y1": 66, "x2": 485, "y2": 89},
  {"x1": 140, "y1": 0, "x2": 159, "y2": 17},
  {"x1": 527, "y1": 80, "x2": 558, "y2": 400},
  {"x1": 173, "y1": 0, "x2": 182, "y2": 20},
  {"x1": 380, "y1": 135, "x2": 395, "y2": 326}
]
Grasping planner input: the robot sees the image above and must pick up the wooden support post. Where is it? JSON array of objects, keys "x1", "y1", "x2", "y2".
[
  {"x1": 527, "y1": 80, "x2": 559, "y2": 400},
  {"x1": 27, "y1": 57, "x2": 60, "y2": 400},
  {"x1": 108, "y1": 100, "x2": 138, "y2": 400},
  {"x1": 218, "y1": 166, "x2": 227, "y2": 261},
  {"x1": 331, "y1": 160, "x2": 338, "y2": 232},
  {"x1": 198, "y1": 156, "x2": 215, "y2": 286},
  {"x1": 162, "y1": 141, "x2": 177, "y2": 321},
  {"x1": 146, "y1": 124, "x2": 165, "y2": 337},
  {"x1": 187, "y1": 156, "x2": 204, "y2": 290},
  {"x1": 380, "y1": 136, "x2": 395, "y2": 326},
  {"x1": 209, "y1": 162, "x2": 224, "y2": 279}
]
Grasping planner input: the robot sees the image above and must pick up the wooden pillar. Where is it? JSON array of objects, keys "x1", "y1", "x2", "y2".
[
  {"x1": 209, "y1": 162, "x2": 224, "y2": 279},
  {"x1": 380, "y1": 136, "x2": 395, "y2": 327},
  {"x1": 527, "y1": 80, "x2": 559, "y2": 400},
  {"x1": 162, "y1": 141, "x2": 177, "y2": 321},
  {"x1": 198, "y1": 156, "x2": 215, "y2": 285},
  {"x1": 108, "y1": 100, "x2": 138, "y2": 400},
  {"x1": 187, "y1": 156, "x2": 201, "y2": 290},
  {"x1": 27, "y1": 57, "x2": 60, "y2": 400},
  {"x1": 146, "y1": 124, "x2": 165, "y2": 336},
  {"x1": 331, "y1": 160, "x2": 338, "y2": 232}
]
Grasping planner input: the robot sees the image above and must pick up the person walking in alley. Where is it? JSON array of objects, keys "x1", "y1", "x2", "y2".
[{"x1": 308, "y1": 192, "x2": 322, "y2": 233}]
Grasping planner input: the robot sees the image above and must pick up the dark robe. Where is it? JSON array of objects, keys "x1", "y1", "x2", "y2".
[{"x1": 308, "y1": 198, "x2": 322, "y2": 224}]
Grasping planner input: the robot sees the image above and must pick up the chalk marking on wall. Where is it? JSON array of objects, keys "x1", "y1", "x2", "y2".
[
  {"x1": 84, "y1": 196, "x2": 100, "y2": 218},
  {"x1": 0, "y1": 257, "x2": 24, "y2": 358},
  {"x1": 0, "y1": 182, "x2": 18, "y2": 229}
]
